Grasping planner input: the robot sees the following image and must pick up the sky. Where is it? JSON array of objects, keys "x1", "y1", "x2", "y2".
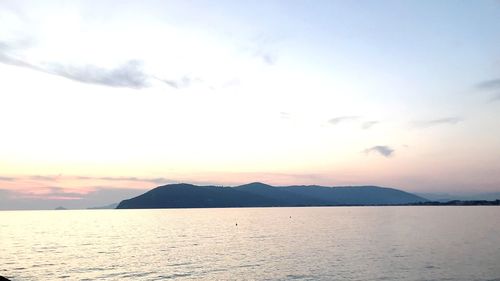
[{"x1": 1, "y1": 0, "x2": 500, "y2": 209}]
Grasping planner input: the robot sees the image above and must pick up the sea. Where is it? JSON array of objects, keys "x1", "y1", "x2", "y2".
[{"x1": 1, "y1": 206, "x2": 499, "y2": 281}]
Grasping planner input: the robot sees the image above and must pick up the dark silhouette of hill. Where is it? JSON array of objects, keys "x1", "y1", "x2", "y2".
[
  {"x1": 117, "y1": 183, "x2": 283, "y2": 209},
  {"x1": 282, "y1": 185, "x2": 426, "y2": 205},
  {"x1": 235, "y1": 182, "x2": 332, "y2": 206},
  {"x1": 116, "y1": 182, "x2": 427, "y2": 209}
]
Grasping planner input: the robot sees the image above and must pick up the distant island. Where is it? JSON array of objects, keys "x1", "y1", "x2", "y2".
[{"x1": 116, "y1": 182, "x2": 429, "y2": 209}]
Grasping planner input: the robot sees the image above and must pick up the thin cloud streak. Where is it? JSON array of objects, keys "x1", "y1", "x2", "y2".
[
  {"x1": 475, "y1": 78, "x2": 500, "y2": 102},
  {"x1": 328, "y1": 116, "x2": 359, "y2": 125},
  {"x1": 254, "y1": 50, "x2": 277, "y2": 65},
  {"x1": 364, "y1": 145, "x2": 394, "y2": 158},
  {"x1": 29, "y1": 175, "x2": 60, "y2": 181},
  {"x1": 248, "y1": 33, "x2": 280, "y2": 65},
  {"x1": 491, "y1": 92, "x2": 500, "y2": 102},
  {"x1": 362, "y1": 121, "x2": 379, "y2": 129},
  {"x1": 0, "y1": 41, "x2": 40, "y2": 68},
  {"x1": 327, "y1": 116, "x2": 381, "y2": 130},
  {"x1": 16, "y1": 187, "x2": 87, "y2": 200},
  {"x1": 100, "y1": 176, "x2": 172, "y2": 185},
  {"x1": 0, "y1": 41, "x2": 150, "y2": 89},
  {"x1": 2, "y1": 175, "x2": 174, "y2": 187},
  {"x1": 280, "y1": 112, "x2": 291, "y2": 119},
  {"x1": 155, "y1": 75, "x2": 200, "y2": 89},
  {"x1": 412, "y1": 117, "x2": 463, "y2": 128},
  {"x1": 476, "y1": 78, "x2": 500, "y2": 90},
  {"x1": 46, "y1": 60, "x2": 149, "y2": 89}
]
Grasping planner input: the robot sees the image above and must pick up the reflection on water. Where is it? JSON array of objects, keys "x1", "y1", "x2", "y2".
[{"x1": 1, "y1": 207, "x2": 499, "y2": 280}]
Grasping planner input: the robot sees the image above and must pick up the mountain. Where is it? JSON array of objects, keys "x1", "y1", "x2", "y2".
[
  {"x1": 116, "y1": 182, "x2": 427, "y2": 209},
  {"x1": 234, "y1": 182, "x2": 331, "y2": 206},
  {"x1": 283, "y1": 185, "x2": 427, "y2": 205},
  {"x1": 116, "y1": 183, "x2": 282, "y2": 209}
]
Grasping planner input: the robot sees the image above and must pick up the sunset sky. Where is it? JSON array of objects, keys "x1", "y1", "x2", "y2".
[{"x1": 1, "y1": 0, "x2": 500, "y2": 209}]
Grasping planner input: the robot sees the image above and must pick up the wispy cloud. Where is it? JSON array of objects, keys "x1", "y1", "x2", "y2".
[
  {"x1": 254, "y1": 50, "x2": 277, "y2": 65},
  {"x1": 0, "y1": 41, "x2": 36, "y2": 68},
  {"x1": 328, "y1": 116, "x2": 359, "y2": 125},
  {"x1": 15, "y1": 186, "x2": 88, "y2": 200},
  {"x1": 280, "y1": 112, "x2": 291, "y2": 119},
  {"x1": 362, "y1": 121, "x2": 379, "y2": 129},
  {"x1": 155, "y1": 75, "x2": 200, "y2": 89},
  {"x1": 475, "y1": 78, "x2": 500, "y2": 102},
  {"x1": 0, "y1": 176, "x2": 15, "y2": 181},
  {"x1": 412, "y1": 117, "x2": 463, "y2": 128},
  {"x1": 249, "y1": 33, "x2": 279, "y2": 65},
  {"x1": 363, "y1": 145, "x2": 394, "y2": 158},
  {"x1": 491, "y1": 92, "x2": 500, "y2": 102},
  {"x1": 46, "y1": 60, "x2": 149, "y2": 89},
  {"x1": 29, "y1": 175, "x2": 60, "y2": 181},
  {"x1": 74, "y1": 176, "x2": 173, "y2": 185},
  {"x1": 327, "y1": 116, "x2": 383, "y2": 130},
  {"x1": 476, "y1": 78, "x2": 500, "y2": 90},
  {"x1": 2, "y1": 175, "x2": 173, "y2": 186},
  {"x1": 1, "y1": 41, "x2": 149, "y2": 89}
]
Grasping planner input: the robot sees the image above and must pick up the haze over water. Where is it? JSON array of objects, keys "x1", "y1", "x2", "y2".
[{"x1": 1, "y1": 207, "x2": 499, "y2": 281}]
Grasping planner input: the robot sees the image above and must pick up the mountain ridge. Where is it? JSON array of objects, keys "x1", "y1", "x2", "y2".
[{"x1": 116, "y1": 182, "x2": 428, "y2": 209}]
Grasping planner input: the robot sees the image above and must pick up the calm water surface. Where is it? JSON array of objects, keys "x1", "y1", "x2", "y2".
[{"x1": 1, "y1": 207, "x2": 499, "y2": 281}]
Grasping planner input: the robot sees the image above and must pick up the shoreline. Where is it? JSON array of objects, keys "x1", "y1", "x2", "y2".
[{"x1": 1, "y1": 200, "x2": 499, "y2": 211}]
